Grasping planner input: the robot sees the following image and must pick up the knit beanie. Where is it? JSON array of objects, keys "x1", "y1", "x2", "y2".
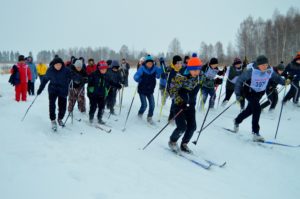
[
  {"x1": 187, "y1": 53, "x2": 202, "y2": 71},
  {"x1": 256, "y1": 55, "x2": 269, "y2": 65},
  {"x1": 233, "y1": 57, "x2": 242, "y2": 65},
  {"x1": 172, "y1": 55, "x2": 182, "y2": 65},
  {"x1": 209, "y1": 57, "x2": 218, "y2": 65},
  {"x1": 74, "y1": 60, "x2": 83, "y2": 68},
  {"x1": 97, "y1": 60, "x2": 108, "y2": 69},
  {"x1": 144, "y1": 55, "x2": 154, "y2": 64}
]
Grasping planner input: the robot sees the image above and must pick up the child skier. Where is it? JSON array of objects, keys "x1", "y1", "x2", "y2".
[
  {"x1": 233, "y1": 55, "x2": 287, "y2": 142},
  {"x1": 201, "y1": 58, "x2": 220, "y2": 109},
  {"x1": 26, "y1": 56, "x2": 37, "y2": 95},
  {"x1": 68, "y1": 59, "x2": 88, "y2": 114},
  {"x1": 37, "y1": 57, "x2": 72, "y2": 130},
  {"x1": 168, "y1": 54, "x2": 202, "y2": 153},
  {"x1": 134, "y1": 55, "x2": 161, "y2": 124},
  {"x1": 222, "y1": 58, "x2": 245, "y2": 109},
  {"x1": 87, "y1": 61, "x2": 122, "y2": 124},
  {"x1": 106, "y1": 60, "x2": 124, "y2": 115}
]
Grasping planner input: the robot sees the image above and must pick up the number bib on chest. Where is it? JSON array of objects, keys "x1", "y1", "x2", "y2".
[{"x1": 250, "y1": 67, "x2": 273, "y2": 92}]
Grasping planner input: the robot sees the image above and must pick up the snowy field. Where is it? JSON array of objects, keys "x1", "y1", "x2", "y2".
[{"x1": 0, "y1": 72, "x2": 300, "y2": 199}]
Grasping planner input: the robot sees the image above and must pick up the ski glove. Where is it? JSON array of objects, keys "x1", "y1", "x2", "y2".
[
  {"x1": 285, "y1": 79, "x2": 291, "y2": 85},
  {"x1": 236, "y1": 96, "x2": 243, "y2": 102}
]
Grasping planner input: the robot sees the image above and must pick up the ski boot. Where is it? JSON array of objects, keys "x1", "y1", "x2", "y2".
[
  {"x1": 57, "y1": 119, "x2": 65, "y2": 127},
  {"x1": 180, "y1": 143, "x2": 193, "y2": 154},
  {"x1": 233, "y1": 119, "x2": 239, "y2": 133},
  {"x1": 252, "y1": 133, "x2": 265, "y2": 142},
  {"x1": 147, "y1": 117, "x2": 154, "y2": 125},
  {"x1": 168, "y1": 141, "x2": 180, "y2": 154},
  {"x1": 51, "y1": 120, "x2": 57, "y2": 132}
]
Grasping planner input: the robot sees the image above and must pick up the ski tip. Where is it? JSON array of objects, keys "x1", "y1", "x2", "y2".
[{"x1": 192, "y1": 141, "x2": 197, "y2": 145}]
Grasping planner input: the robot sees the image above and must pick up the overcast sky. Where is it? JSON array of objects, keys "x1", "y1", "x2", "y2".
[{"x1": 0, "y1": 0, "x2": 298, "y2": 56}]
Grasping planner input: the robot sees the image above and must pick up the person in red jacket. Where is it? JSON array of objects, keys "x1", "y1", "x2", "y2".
[
  {"x1": 86, "y1": 58, "x2": 97, "y2": 75},
  {"x1": 10, "y1": 55, "x2": 32, "y2": 102}
]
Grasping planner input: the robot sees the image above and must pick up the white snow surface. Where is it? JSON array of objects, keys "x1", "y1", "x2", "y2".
[{"x1": 0, "y1": 72, "x2": 300, "y2": 199}]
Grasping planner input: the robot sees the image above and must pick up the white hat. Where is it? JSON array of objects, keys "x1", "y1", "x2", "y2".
[{"x1": 74, "y1": 60, "x2": 83, "y2": 68}]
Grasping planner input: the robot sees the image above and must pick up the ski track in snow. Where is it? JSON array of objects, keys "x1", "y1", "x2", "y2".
[{"x1": 0, "y1": 73, "x2": 300, "y2": 199}]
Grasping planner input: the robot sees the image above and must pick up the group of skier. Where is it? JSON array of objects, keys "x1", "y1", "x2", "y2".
[{"x1": 7, "y1": 51, "x2": 300, "y2": 153}]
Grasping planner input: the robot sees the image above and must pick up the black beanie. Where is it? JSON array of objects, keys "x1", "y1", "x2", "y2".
[
  {"x1": 172, "y1": 55, "x2": 182, "y2": 65},
  {"x1": 52, "y1": 57, "x2": 65, "y2": 66},
  {"x1": 18, "y1": 55, "x2": 25, "y2": 61},
  {"x1": 277, "y1": 63, "x2": 285, "y2": 71},
  {"x1": 256, "y1": 55, "x2": 268, "y2": 65},
  {"x1": 209, "y1": 58, "x2": 218, "y2": 65}
]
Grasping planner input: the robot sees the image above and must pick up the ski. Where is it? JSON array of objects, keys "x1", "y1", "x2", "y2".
[
  {"x1": 94, "y1": 124, "x2": 112, "y2": 133},
  {"x1": 203, "y1": 159, "x2": 226, "y2": 168},
  {"x1": 221, "y1": 127, "x2": 299, "y2": 148},
  {"x1": 165, "y1": 148, "x2": 212, "y2": 170}
]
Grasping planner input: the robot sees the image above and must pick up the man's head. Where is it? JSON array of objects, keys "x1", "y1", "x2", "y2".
[
  {"x1": 144, "y1": 55, "x2": 154, "y2": 69},
  {"x1": 256, "y1": 55, "x2": 269, "y2": 72},
  {"x1": 187, "y1": 53, "x2": 202, "y2": 77}
]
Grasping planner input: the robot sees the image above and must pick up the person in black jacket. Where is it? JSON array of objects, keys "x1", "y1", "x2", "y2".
[
  {"x1": 168, "y1": 54, "x2": 202, "y2": 154},
  {"x1": 68, "y1": 59, "x2": 88, "y2": 114},
  {"x1": 222, "y1": 58, "x2": 244, "y2": 109},
  {"x1": 282, "y1": 53, "x2": 300, "y2": 106},
  {"x1": 37, "y1": 57, "x2": 72, "y2": 130},
  {"x1": 106, "y1": 60, "x2": 124, "y2": 115},
  {"x1": 120, "y1": 58, "x2": 130, "y2": 87},
  {"x1": 260, "y1": 63, "x2": 285, "y2": 111},
  {"x1": 87, "y1": 60, "x2": 122, "y2": 124}
]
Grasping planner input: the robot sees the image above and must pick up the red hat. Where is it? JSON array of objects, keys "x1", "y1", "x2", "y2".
[
  {"x1": 294, "y1": 52, "x2": 300, "y2": 61},
  {"x1": 187, "y1": 53, "x2": 202, "y2": 71},
  {"x1": 97, "y1": 60, "x2": 108, "y2": 70}
]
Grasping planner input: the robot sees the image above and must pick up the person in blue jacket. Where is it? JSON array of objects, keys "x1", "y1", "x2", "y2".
[
  {"x1": 26, "y1": 56, "x2": 37, "y2": 95},
  {"x1": 134, "y1": 55, "x2": 161, "y2": 124}
]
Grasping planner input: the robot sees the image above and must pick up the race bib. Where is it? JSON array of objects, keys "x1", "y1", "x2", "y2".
[{"x1": 250, "y1": 67, "x2": 273, "y2": 92}]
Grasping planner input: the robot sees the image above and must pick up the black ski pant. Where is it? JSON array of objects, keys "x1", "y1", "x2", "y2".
[
  {"x1": 235, "y1": 91, "x2": 264, "y2": 134},
  {"x1": 223, "y1": 88, "x2": 245, "y2": 109},
  {"x1": 28, "y1": 81, "x2": 35, "y2": 95},
  {"x1": 170, "y1": 106, "x2": 197, "y2": 144},
  {"x1": 49, "y1": 93, "x2": 67, "y2": 121},
  {"x1": 283, "y1": 82, "x2": 299, "y2": 103},
  {"x1": 261, "y1": 88, "x2": 278, "y2": 110},
  {"x1": 106, "y1": 88, "x2": 118, "y2": 113},
  {"x1": 89, "y1": 96, "x2": 105, "y2": 120}
]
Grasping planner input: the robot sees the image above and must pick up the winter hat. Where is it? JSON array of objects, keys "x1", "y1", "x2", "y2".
[
  {"x1": 233, "y1": 57, "x2": 242, "y2": 65},
  {"x1": 144, "y1": 55, "x2": 154, "y2": 64},
  {"x1": 139, "y1": 57, "x2": 145, "y2": 62},
  {"x1": 88, "y1": 58, "x2": 94, "y2": 62},
  {"x1": 276, "y1": 63, "x2": 285, "y2": 71},
  {"x1": 97, "y1": 60, "x2": 108, "y2": 70},
  {"x1": 74, "y1": 59, "x2": 83, "y2": 68},
  {"x1": 183, "y1": 55, "x2": 190, "y2": 64},
  {"x1": 18, "y1": 55, "x2": 25, "y2": 61},
  {"x1": 172, "y1": 55, "x2": 182, "y2": 65},
  {"x1": 209, "y1": 57, "x2": 219, "y2": 65},
  {"x1": 52, "y1": 57, "x2": 65, "y2": 66},
  {"x1": 187, "y1": 53, "x2": 202, "y2": 71},
  {"x1": 111, "y1": 60, "x2": 120, "y2": 68},
  {"x1": 294, "y1": 52, "x2": 300, "y2": 61},
  {"x1": 256, "y1": 55, "x2": 269, "y2": 65},
  {"x1": 106, "y1": 60, "x2": 112, "y2": 66}
]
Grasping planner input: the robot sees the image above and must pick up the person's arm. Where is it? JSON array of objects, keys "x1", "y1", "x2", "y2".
[
  {"x1": 134, "y1": 66, "x2": 144, "y2": 83},
  {"x1": 234, "y1": 69, "x2": 252, "y2": 97},
  {"x1": 37, "y1": 70, "x2": 50, "y2": 95},
  {"x1": 169, "y1": 74, "x2": 185, "y2": 105}
]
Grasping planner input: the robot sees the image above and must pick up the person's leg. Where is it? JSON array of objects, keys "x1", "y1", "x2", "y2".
[
  {"x1": 170, "y1": 107, "x2": 187, "y2": 143},
  {"x1": 58, "y1": 96, "x2": 67, "y2": 121},
  {"x1": 223, "y1": 89, "x2": 234, "y2": 102},
  {"x1": 77, "y1": 88, "x2": 86, "y2": 113},
  {"x1": 15, "y1": 84, "x2": 21, "y2": 101},
  {"x1": 181, "y1": 108, "x2": 197, "y2": 144},
  {"x1": 68, "y1": 89, "x2": 76, "y2": 113},
  {"x1": 97, "y1": 97, "x2": 106, "y2": 122},
  {"x1": 283, "y1": 85, "x2": 296, "y2": 103},
  {"x1": 89, "y1": 96, "x2": 97, "y2": 120},
  {"x1": 21, "y1": 83, "x2": 28, "y2": 101},
  {"x1": 208, "y1": 88, "x2": 216, "y2": 108},
  {"x1": 147, "y1": 94, "x2": 155, "y2": 118},
  {"x1": 49, "y1": 93, "x2": 58, "y2": 121},
  {"x1": 251, "y1": 95, "x2": 262, "y2": 134},
  {"x1": 235, "y1": 97, "x2": 253, "y2": 125},
  {"x1": 138, "y1": 94, "x2": 147, "y2": 115},
  {"x1": 269, "y1": 89, "x2": 278, "y2": 110}
]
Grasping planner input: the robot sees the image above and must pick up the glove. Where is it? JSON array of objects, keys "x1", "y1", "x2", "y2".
[
  {"x1": 236, "y1": 96, "x2": 243, "y2": 102},
  {"x1": 116, "y1": 84, "x2": 122, "y2": 89},
  {"x1": 37, "y1": 89, "x2": 42, "y2": 95},
  {"x1": 285, "y1": 79, "x2": 291, "y2": 85}
]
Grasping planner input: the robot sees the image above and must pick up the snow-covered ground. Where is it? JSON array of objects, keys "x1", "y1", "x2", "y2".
[{"x1": 0, "y1": 72, "x2": 299, "y2": 199}]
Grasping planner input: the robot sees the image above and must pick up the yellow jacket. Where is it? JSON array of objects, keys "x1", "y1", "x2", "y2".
[{"x1": 36, "y1": 63, "x2": 48, "y2": 76}]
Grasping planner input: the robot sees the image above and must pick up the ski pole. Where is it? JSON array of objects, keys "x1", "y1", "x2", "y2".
[
  {"x1": 260, "y1": 86, "x2": 284, "y2": 104},
  {"x1": 199, "y1": 100, "x2": 237, "y2": 133},
  {"x1": 142, "y1": 108, "x2": 184, "y2": 150},
  {"x1": 217, "y1": 82, "x2": 223, "y2": 109},
  {"x1": 193, "y1": 102, "x2": 211, "y2": 145},
  {"x1": 158, "y1": 73, "x2": 170, "y2": 122},
  {"x1": 122, "y1": 87, "x2": 137, "y2": 132},
  {"x1": 156, "y1": 89, "x2": 160, "y2": 107},
  {"x1": 119, "y1": 85, "x2": 124, "y2": 115},
  {"x1": 63, "y1": 86, "x2": 84, "y2": 127},
  {"x1": 21, "y1": 95, "x2": 38, "y2": 121},
  {"x1": 274, "y1": 85, "x2": 287, "y2": 139}
]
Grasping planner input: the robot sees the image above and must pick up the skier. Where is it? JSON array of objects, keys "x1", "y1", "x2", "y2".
[
  {"x1": 233, "y1": 55, "x2": 288, "y2": 142},
  {"x1": 168, "y1": 54, "x2": 202, "y2": 153},
  {"x1": 86, "y1": 58, "x2": 97, "y2": 75},
  {"x1": 26, "y1": 56, "x2": 38, "y2": 95},
  {"x1": 282, "y1": 53, "x2": 300, "y2": 106},
  {"x1": 201, "y1": 58, "x2": 220, "y2": 109},
  {"x1": 37, "y1": 57, "x2": 72, "y2": 130},
  {"x1": 158, "y1": 57, "x2": 171, "y2": 106},
  {"x1": 222, "y1": 58, "x2": 245, "y2": 109},
  {"x1": 120, "y1": 58, "x2": 130, "y2": 87},
  {"x1": 9, "y1": 55, "x2": 32, "y2": 102},
  {"x1": 134, "y1": 55, "x2": 161, "y2": 124},
  {"x1": 167, "y1": 55, "x2": 184, "y2": 121},
  {"x1": 106, "y1": 60, "x2": 124, "y2": 115},
  {"x1": 87, "y1": 60, "x2": 122, "y2": 124},
  {"x1": 183, "y1": 55, "x2": 190, "y2": 67},
  {"x1": 136, "y1": 57, "x2": 145, "y2": 70},
  {"x1": 68, "y1": 59, "x2": 88, "y2": 114},
  {"x1": 260, "y1": 63, "x2": 285, "y2": 111}
]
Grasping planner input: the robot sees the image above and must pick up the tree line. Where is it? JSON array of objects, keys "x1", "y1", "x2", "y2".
[{"x1": 0, "y1": 7, "x2": 298, "y2": 66}]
